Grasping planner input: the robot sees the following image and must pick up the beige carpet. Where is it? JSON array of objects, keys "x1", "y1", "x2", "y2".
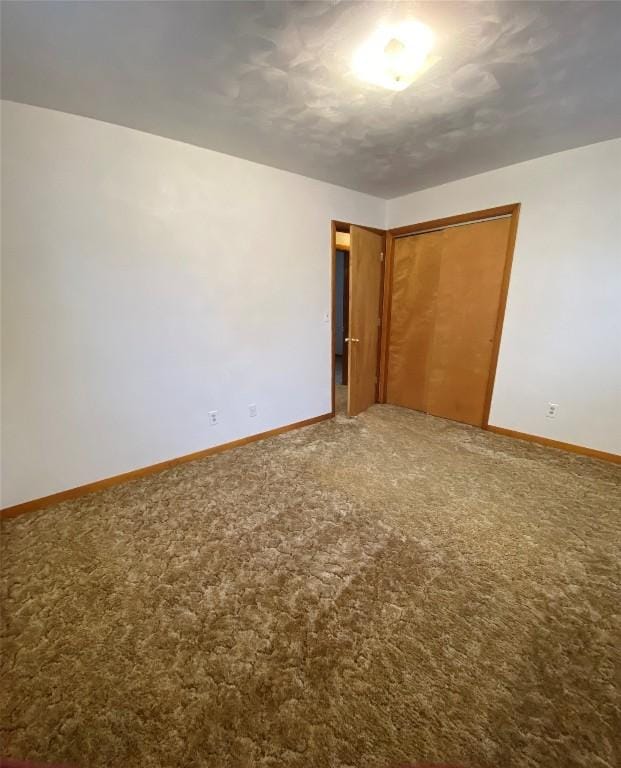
[{"x1": 2, "y1": 388, "x2": 620, "y2": 768}]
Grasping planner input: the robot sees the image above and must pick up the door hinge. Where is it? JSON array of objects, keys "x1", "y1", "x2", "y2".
[
  {"x1": 377, "y1": 317, "x2": 381, "y2": 327},
  {"x1": 380, "y1": 252, "x2": 384, "y2": 262}
]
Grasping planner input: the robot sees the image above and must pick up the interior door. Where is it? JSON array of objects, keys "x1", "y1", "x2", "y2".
[{"x1": 347, "y1": 225, "x2": 384, "y2": 416}]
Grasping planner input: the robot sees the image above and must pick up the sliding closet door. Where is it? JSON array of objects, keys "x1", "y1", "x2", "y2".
[
  {"x1": 386, "y1": 216, "x2": 512, "y2": 426},
  {"x1": 426, "y1": 217, "x2": 511, "y2": 425},
  {"x1": 386, "y1": 230, "x2": 443, "y2": 411}
]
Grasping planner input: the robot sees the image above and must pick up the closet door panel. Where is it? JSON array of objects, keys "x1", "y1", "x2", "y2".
[
  {"x1": 426, "y1": 217, "x2": 511, "y2": 426},
  {"x1": 386, "y1": 231, "x2": 443, "y2": 411}
]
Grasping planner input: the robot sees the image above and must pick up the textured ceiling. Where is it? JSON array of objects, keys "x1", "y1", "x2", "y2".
[{"x1": 2, "y1": 0, "x2": 621, "y2": 198}]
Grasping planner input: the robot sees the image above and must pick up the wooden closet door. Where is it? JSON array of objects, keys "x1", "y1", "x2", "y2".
[
  {"x1": 426, "y1": 217, "x2": 512, "y2": 426},
  {"x1": 386, "y1": 230, "x2": 443, "y2": 411}
]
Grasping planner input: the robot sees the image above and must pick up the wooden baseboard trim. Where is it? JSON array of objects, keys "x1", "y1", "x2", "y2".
[
  {"x1": 486, "y1": 425, "x2": 621, "y2": 464},
  {"x1": 1, "y1": 412, "x2": 333, "y2": 520}
]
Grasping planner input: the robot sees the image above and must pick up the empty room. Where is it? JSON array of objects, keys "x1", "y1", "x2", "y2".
[{"x1": 1, "y1": 1, "x2": 620, "y2": 767}]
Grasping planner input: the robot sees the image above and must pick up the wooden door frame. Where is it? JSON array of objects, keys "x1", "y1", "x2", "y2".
[
  {"x1": 378, "y1": 203, "x2": 521, "y2": 429},
  {"x1": 331, "y1": 220, "x2": 386, "y2": 416}
]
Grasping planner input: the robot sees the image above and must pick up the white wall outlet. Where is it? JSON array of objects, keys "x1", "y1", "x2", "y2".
[
  {"x1": 208, "y1": 410, "x2": 218, "y2": 426},
  {"x1": 248, "y1": 403, "x2": 257, "y2": 418},
  {"x1": 546, "y1": 402, "x2": 559, "y2": 419}
]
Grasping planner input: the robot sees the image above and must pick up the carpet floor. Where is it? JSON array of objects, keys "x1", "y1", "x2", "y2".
[{"x1": 2, "y1": 388, "x2": 620, "y2": 768}]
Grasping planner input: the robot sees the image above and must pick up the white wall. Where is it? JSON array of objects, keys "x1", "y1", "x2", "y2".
[
  {"x1": 387, "y1": 138, "x2": 621, "y2": 455},
  {"x1": 3, "y1": 102, "x2": 619, "y2": 508},
  {"x1": 1, "y1": 101, "x2": 385, "y2": 507}
]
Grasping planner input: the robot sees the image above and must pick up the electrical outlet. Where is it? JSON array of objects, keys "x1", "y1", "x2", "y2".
[
  {"x1": 546, "y1": 402, "x2": 559, "y2": 419},
  {"x1": 208, "y1": 410, "x2": 218, "y2": 426},
  {"x1": 248, "y1": 403, "x2": 257, "y2": 418}
]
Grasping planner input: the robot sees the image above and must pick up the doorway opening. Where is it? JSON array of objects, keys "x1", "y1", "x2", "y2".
[
  {"x1": 332, "y1": 221, "x2": 385, "y2": 418},
  {"x1": 334, "y1": 227, "x2": 350, "y2": 414}
]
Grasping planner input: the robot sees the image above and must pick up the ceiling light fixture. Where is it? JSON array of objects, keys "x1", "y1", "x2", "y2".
[{"x1": 352, "y1": 20, "x2": 436, "y2": 92}]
